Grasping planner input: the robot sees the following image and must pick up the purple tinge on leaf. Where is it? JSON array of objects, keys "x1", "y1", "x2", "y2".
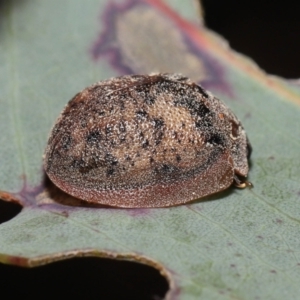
[{"x1": 91, "y1": 0, "x2": 232, "y2": 95}]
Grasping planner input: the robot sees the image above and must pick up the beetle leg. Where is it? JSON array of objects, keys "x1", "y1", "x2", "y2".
[{"x1": 234, "y1": 174, "x2": 253, "y2": 189}]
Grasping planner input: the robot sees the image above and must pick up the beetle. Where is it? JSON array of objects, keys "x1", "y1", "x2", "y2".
[{"x1": 44, "y1": 73, "x2": 252, "y2": 208}]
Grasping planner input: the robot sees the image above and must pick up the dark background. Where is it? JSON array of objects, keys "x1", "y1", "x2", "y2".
[
  {"x1": 0, "y1": 1, "x2": 299, "y2": 299},
  {"x1": 202, "y1": 0, "x2": 300, "y2": 78}
]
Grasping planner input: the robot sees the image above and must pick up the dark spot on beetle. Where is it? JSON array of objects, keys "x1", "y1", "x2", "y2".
[
  {"x1": 151, "y1": 118, "x2": 165, "y2": 145},
  {"x1": 176, "y1": 87, "x2": 187, "y2": 96},
  {"x1": 105, "y1": 124, "x2": 113, "y2": 135},
  {"x1": 174, "y1": 96, "x2": 210, "y2": 119},
  {"x1": 149, "y1": 157, "x2": 154, "y2": 163},
  {"x1": 196, "y1": 118, "x2": 213, "y2": 130},
  {"x1": 203, "y1": 119, "x2": 213, "y2": 128},
  {"x1": 119, "y1": 121, "x2": 126, "y2": 133},
  {"x1": 71, "y1": 159, "x2": 87, "y2": 170},
  {"x1": 105, "y1": 153, "x2": 118, "y2": 166},
  {"x1": 80, "y1": 120, "x2": 87, "y2": 128},
  {"x1": 105, "y1": 183, "x2": 114, "y2": 190},
  {"x1": 230, "y1": 120, "x2": 239, "y2": 138},
  {"x1": 125, "y1": 155, "x2": 131, "y2": 161},
  {"x1": 181, "y1": 122, "x2": 185, "y2": 128},
  {"x1": 153, "y1": 118, "x2": 164, "y2": 129},
  {"x1": 70, "y1": 158, "x2": 99, "y2": 174},
  {"x1": 135, "y1": 85, "x2": 147, "y2": 94},
  {"x1": 173, "y1": 131, "x2": 178, "y2": 139},
  {"x1": 119, "y1": 100, "x2": 125, "y2": 110},
  {"x1": 188, "y1": 138, "x2": 195, "y2": 144},
  {"x1": 86, "y1": 130, "x2": 102, "y2": 144},
  {"x1": 192, "y1": 83, "x2": 209, "y2": 98},
  {"x1": 109, "y1": 140, "x2": 116, "y2": 148},
  {"x1": 247, "y1": 138, "x2": 252, "y2": 159},
  {"x1": 61, "y1": 135, "x2": 72, "y2": 150},
  {"x1": 136, "y1": 110, "x2": 148, "y2": 119},
  {"x1": 176, "y1": 155, "x2": 181, "y2": 162},
  {"x1": 106, "y1": 168, "x2": 114, "y2": 176},
  {"x1": 195, "y1": 121, "x2": 202, "y2": 129},
  {"x1": 142, "y1": 139, "x2": 149, "y2": 148},
  {"x1": 154, "y1": 131, "x2": 164, "y2": 145},
  {"x1": 155, "y1": 164, "x2": 179, "y2": 176},
  {"x1": 134, "y1": 85, "x2": 155, "y2": 105},
  {"x1": 207, "y1": 133, "x2": 224, "y2": 146},
  {"x1": 144, "y1": 95, "x2": 155, "y2": 105},
  {"x1": 79, "y1": 162, "x2": 98, "y2": 174},
  {"x1": 195, "y1": 150, "x2": 202, "y2": 157}
]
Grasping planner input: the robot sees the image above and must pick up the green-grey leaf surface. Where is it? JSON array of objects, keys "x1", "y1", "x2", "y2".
[{"x1": 1, "y1": 1, "x2": 300, "y2": 299}]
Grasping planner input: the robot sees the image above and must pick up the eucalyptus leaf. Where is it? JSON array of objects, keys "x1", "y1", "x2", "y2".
[{"x1": 1, "y1": 1, "x2": 300, "y2": 299}]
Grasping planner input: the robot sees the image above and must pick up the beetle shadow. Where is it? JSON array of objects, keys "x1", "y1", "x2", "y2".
[
  {"x1": 41, "y1": 174, "x2": 111, "y2": 208},
  {"x1": 188, "y1": 186, "x2": 234, "y2": 206}
]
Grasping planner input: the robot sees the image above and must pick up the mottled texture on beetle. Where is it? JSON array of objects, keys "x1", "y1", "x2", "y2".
[{"x1": 44, "y1": 73, "x2": 251, "y2": 208}]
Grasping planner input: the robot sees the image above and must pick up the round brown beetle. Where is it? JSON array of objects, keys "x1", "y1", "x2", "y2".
[{"x1": 44, "y1": 73, "x2": 252, "y2": 208}]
